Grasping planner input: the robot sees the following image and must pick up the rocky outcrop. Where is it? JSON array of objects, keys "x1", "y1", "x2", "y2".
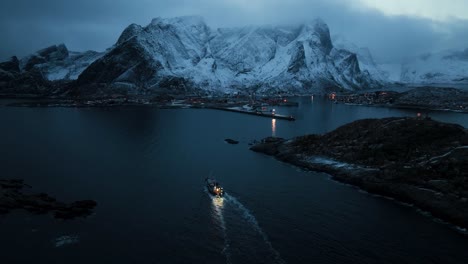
[
  {"x1": 0, "y1": 56, "x2": 52, "y2": 96},
  {"x1": 224, "y1": 138, "x2": 239, "y2": 144},
  {"x1": 333, "y1": 36, "x2": 389, "y2": 83},
  {"x1": 21, "y1": 44, "x2": 69, "y2": 71},
  {"x1": 117, "y1": 23, "x2": 143, "y2": 45},
  {"x1": 0, "y1": 179, "x2": 96, "y2": 219},
  {"x1": 287, "y1": 43, "x2": 307, "y2": 74},
  {"x1": 0, "y1": 56, "x2": 20, "y2": 73},
  {"x1": 251, "y1": 117, "x2": 468, "y2": 228}
]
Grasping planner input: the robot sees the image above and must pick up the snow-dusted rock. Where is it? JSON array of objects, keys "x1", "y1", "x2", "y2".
[
  {"x1": 333, "y1": 36, "x2": 389, "y2": 83},
  {"x1": 19, "y1": 44, "x2": 104, "y2": 81}
]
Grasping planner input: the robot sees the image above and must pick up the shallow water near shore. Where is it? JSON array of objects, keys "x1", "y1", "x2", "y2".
[{"x1": 1, "y1": 97, "x2": 468, "y2": 263}]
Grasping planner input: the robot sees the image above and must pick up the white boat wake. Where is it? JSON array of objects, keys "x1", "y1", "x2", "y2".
[
  {"x1": 224, "y1": 194, "x2": 285, "y2": 264},
  {"x1": 211, "y1": 196, "x2": 232, "y2": 264},
  {"x1": 209, "y1": 191, "x2": 285, "y2": 264}
]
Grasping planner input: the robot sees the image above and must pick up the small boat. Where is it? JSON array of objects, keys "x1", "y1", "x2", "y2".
[{"x1": 205, "y1": 178, "x2": 224, "y2": 197}]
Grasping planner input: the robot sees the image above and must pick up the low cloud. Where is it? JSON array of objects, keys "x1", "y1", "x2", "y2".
[{"x1": 1, "y1": 0, "x2": 467, "y2": 63}]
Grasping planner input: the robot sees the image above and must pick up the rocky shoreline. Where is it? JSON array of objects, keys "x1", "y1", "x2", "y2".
[
  {"x1": 2, "y1": 93, "x2": 300, "y2": 112},
  {"x1": 0, "y1": 179, "x2": 96, "y2": 219},
  {"x1": 251, "y1": 117, "x2": 468, "y2": 229},
  {"x1": 331, "y1": 87, "x2": 468, "y2": 113}
]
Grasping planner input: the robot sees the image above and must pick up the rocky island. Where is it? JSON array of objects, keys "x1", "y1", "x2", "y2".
[
  {"x1": 251, "y1": 117, "x2": 468, "y2": 229},
  {"x1": 0, "y1": 179, "x2": 97, "y2": 219}
]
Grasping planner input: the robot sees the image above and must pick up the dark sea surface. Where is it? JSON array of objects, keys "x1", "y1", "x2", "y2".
[{"x1": 1, "y1": 97, "x2": 467, "y2": 264}]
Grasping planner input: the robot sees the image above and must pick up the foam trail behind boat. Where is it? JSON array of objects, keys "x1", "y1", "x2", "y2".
[
  {"x1": 224, "y1": 194, "x2": 285, "y2": 264},
  {"x1": 210, "y1": 195, "x2": 232, "y2": 264}
]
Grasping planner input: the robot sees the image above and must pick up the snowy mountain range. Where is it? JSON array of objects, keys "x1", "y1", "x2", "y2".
[
  {"x1": 369, "y1": 49, "x2": 468, "y2": 84},
  {"x1": 399, "y1": 49, "x2": 468, "y2": 84},
  {"x1": 2, "y1": 16, "x2": 385, "y2": 96},
  {"x1": 333, "y1": 36, "x2": 468, "y2": 86},
  {"x1": 2, "y1": 16, "x2": 467, "y2": 96}
]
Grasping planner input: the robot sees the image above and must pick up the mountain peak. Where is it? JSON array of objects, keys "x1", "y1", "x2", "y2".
[
  {"x1": 297, "y1": 19, "x2": 332, "y2": 54},
  {"x1": 117, "y1": 23, "x2": 143, "y2": 45},
  {"x1": 309, "y1": 18, "x2": 328, "y2": 29},
  {"x1": 150, "y1": 16, "x2": 207, "y2": 27}
]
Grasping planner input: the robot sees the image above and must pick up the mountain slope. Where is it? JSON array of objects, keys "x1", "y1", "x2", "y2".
[{"x1": 333, "y1": 36, "x2": 389, "y2": 83}]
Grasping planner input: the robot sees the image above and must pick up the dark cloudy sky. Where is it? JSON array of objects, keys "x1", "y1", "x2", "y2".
[{"x1": 1, "y1": 0, "x2": 468, "y2": 63}]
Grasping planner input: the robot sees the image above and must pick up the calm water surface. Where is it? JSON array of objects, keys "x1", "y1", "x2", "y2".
[{"x1": 1, "y1": 97, "x2": 467, "y2": 264}]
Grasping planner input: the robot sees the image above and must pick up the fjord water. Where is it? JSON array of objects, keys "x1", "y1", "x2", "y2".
[{"x1": 1, "y1": 97, "x2": 468, "y2": 264}]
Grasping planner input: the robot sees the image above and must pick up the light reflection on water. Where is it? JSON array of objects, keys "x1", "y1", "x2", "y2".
[
  {"x1": 211, "y1": 196, "x2": 231, "y2": 263},
  {"x1": 212, "y1": 196, "x2": 224, "y2": 211},
  {"x1": 271, "y1": 119, "x2": 276, "y2": 137},
  {"x1": 211, "y1": 196, "x2": 226, "y2": 231}
]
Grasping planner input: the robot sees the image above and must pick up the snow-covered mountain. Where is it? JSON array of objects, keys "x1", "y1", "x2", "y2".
[
  {"x1": 332, "y1": 38, "x2": 468, "y2": 85},
  {"x1": 0, "y1": 44, "x2": 104, "y2": 95},
  {"x1": 4, "y1": 16, "x2": 468, "y2": 96},
  {"x1": 400, "y1": 49, "x2": 468, "y2": 84},
  {"x1": 19, "y1": 44, "x2": 104, "y2": 81},
  {"x1": 76, "y1": 16, "x2": 381, "y2": 95},
  {"x1": 332, "y1": 36, "x2": 388, "y2": 83},
  {"x1": 1, "y1": 16, "x2": 383, "y2": 96}
]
